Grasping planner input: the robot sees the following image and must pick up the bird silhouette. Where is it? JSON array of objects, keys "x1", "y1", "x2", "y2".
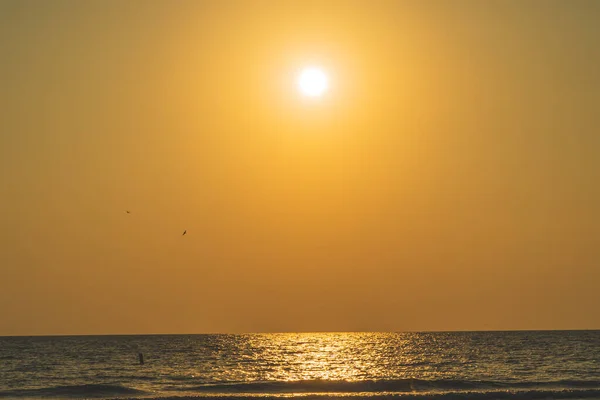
[
  {"x1": 126, "y1": 210, "x2": 131, "y2": 214},
  {"x1": 182, "y1": 230, "x2": 187, "y2": 236}
]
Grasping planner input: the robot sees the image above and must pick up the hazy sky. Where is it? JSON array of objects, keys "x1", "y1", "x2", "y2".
[{"x1": 1, "y1": 0, "x2": 599, "y2": 335}]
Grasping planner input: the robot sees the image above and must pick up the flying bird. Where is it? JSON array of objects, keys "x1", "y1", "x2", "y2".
[
  {"x1": 182, "y1": 230, "x2": 187, "y2": 236},
  {"x1": 126, "y1": 210, "x2": 131, "y2": 214}
]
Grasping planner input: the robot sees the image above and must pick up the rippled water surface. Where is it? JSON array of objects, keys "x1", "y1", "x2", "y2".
[{"x1": 0, "y1": 331, "x2": 599, "y2": 399}]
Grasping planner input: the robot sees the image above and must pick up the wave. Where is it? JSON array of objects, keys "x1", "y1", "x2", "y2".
[
  {"x1": 2, "y1": 380, "x2": 599, "y2": 399},
  {"x1": 0, "y1": 383, "x2": 147, "y2": 398},
  {"x1": 114, "y1": 390, "x2": 600, "y2": 400},
  {"x1": 170, "y1": 379, "x2": 600, "y2": 394}
]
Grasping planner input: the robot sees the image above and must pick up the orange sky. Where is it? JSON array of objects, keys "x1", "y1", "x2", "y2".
[{"x1": 1, "y1": 0, "x2": 599, "y2": 335}]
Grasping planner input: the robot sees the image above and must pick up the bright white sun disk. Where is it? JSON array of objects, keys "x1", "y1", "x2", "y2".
[{"x1": 298, "y1": 68, "x2": 328, "y2": 97}]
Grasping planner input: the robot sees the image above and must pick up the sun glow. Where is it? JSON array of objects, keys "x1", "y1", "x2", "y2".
[{"x1": 298, "y1": 67, "x2": 329, "y2": 97}]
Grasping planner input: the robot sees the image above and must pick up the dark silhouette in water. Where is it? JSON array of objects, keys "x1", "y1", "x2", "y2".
[{"x1": 138, "y1": 353, "x2": 144, "y2": 365}]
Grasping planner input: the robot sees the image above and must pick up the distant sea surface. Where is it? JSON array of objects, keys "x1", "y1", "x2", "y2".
[{"x1": 1, "y1": 331, "x2": 599, "y2": 400}]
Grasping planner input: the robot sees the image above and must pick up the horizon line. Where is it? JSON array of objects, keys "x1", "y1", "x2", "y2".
[{"x1": 2, "y1": 328, "x2": 599, "y2": 338}]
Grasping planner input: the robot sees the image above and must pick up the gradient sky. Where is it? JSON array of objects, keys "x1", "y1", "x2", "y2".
[{"x1": 1, "y1": 0, "x2": 599, "y2": 335}]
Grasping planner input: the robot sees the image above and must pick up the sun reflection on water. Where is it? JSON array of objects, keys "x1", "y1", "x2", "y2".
[{"x1": 235, "y1": 332, "x2": 416, "y2": 382}]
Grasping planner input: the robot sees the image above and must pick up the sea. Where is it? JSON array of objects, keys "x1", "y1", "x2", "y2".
[{"x1": 0, "y1": 331, "x2": 599, "y2": 400}]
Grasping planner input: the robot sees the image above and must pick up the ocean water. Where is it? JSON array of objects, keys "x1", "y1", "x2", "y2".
[{"x1": 0, "y1": 331, "x2": 599, "y2": 400}]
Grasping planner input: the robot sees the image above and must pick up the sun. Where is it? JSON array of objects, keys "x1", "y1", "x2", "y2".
[{"x1": 298, "y1": 67, "x2": 328, "y2": 97}]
